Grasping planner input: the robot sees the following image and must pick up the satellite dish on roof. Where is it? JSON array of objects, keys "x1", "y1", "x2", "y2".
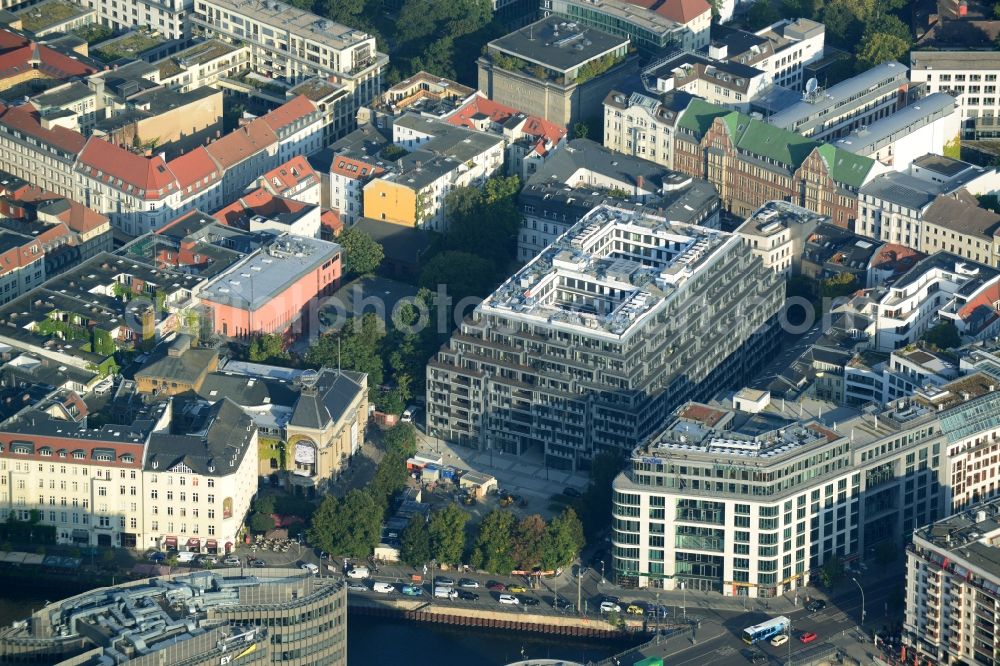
[{"x1": 805, "y1": 78, "x2": 818, "y2": 95}]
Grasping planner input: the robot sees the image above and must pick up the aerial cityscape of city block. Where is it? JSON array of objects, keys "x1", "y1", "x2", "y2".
[{"x1": 0, "y1": 0, "x2": 996, "y2": 663}]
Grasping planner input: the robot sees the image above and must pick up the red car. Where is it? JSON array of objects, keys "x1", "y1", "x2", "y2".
[
  {"x1": 486, "y1": 581, "x2": 506, "y2": 592},
  {"x1": 799, "y1": 631, "x2": 818, "y2": 644}
]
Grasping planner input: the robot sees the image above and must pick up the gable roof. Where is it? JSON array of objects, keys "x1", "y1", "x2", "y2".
[
  {"x1": 815, "y1": 144, "x2": 877, "y2": 189},
  {"x1": 205, "y1": 119, "x2": 278, "y2": 170},
  {"x1": 676, "y1": 97, "x2": 733, "y2": 137},
  {"x1": 446, "y1": 95, "x2": 566, "y2": 150},
  {"x1": 168, "y1": 146, "x2": 221, "y2": 192},
  {"x1": 288, "y1": 369, "x2": 364, "y2": 430},
  {"x1": 258, "y1": 94, "x2": 317, "y2": 133},
  {"x1": 0, "y1": 102, "x2": 86, "y2": 155},
  {"x1": 0, "y1": 29, "x2": 99, "y2": 82},
  {"x1": 260, "y1": 155, "x2": 317, "y2": 195},
  {"x1": 77, "y1": 137, "x2": 178, "y2": 200},
  {"x1": 145, "y1": 398, "x2": 255, "y2": 477},
  {"x1": 212, "y1": 187, "x2": 309, "y2": 227}
]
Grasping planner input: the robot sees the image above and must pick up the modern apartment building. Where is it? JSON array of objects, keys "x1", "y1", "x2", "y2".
[
  {"x1": 873, "y1": 252, "x2": 1000, "y2": 352},
  {"x1": 478, "y1": 17, "x2": 636, "y2": 126},
  {"x1": 191, "y1": 0, "x2": 387, "y2": 110},
  {"x1": 644, "y1": 52, "x2": 772, "y2": 113},
  {"x1": 143, "y1": 397, "x2": 258, "y2": 554},
  {"x1": 710, "y1": 19, "x2": 825, "y2": 92},
  {"x1": 766, "y1": 61, "x2": 910, "y2": 142},
  {"x1": 612, "y1": 373, "x2": 1000, "y2": 595},
  {"x1": 905, "y1": 497, "x2": 1000, "y2": 666},
  {"x1": 910, "y1": 50, "x2": 1000, "y2": 139},
  {"x1": 542, "y1": 0, "x2": 712, "y2": 54},
  {"x1": 80, "y1": 0, "x2": 191, "y2": 39},
  {"x1": 426, "y1": 204, "x2": 783, "y2": 470},
  {"x1": 0, "y1": 570, "x2": 347, "y2": 665}
]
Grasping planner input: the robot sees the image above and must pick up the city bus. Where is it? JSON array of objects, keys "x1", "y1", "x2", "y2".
[{"x1": 742, "y1": 616, "x2": 790, "y2": 644}]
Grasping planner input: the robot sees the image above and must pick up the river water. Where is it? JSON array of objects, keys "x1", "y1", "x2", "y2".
[{"x1": 0, "y1": 583, "x2": 627, "y2": 665}]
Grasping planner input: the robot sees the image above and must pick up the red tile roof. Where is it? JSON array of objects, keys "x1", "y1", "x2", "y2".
[
  {"x1": 320, "y1": 209, "x2": 342, "y2": 238},
  {"x1": 958, "y1": 282, "x2": 1000, "y2": 331},
  {"x1": 447, "y1": 95, "x2": 566, "y2": 156},
  {"x1": 678, "y1": 403, "x2": 726, "y2": 427},
  {"x1": 205, "y1": 119, "x2": 277, "y2": 170},
  {"x1": 168, "y1": 146, "x2": 221, "y2": 192},
  {"x1": 330, "y1": 155, "x2": 383, "y2": 180},
  {"x1": 212, "y1": 187, "x2": 309, "y2": 227},
  {"x1": 258, "y1": 95, "x2": 317, "y2": 133},
  {"x1": 77, "y1": 137, "x2": 178, "y2": 200},
  {"x1": 0, "y1": 30, "x2": 98, "y2": 82},
  {"x1": 0, "y1": 102, "x2": 86, "y2": 155},
  {"x1": 623, "y1": 0, "x2": 710, "y2": 23},
  {"x1": 871, "y1": 243, "x2": 925, "y2": 277},
  {"x1": 260, "y1": 155, "x2": 317, "y2": 195},
  {"x1": 11, "y1": 184, "x2": 108, "y2": 234}
]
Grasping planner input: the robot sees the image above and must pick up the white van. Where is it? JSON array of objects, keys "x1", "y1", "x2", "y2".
[
  {"x1": 300, "y1": 562, "x2": 320, "y2": 574},
  {"x1": 346, "y1": 566, "x2": 370, "y2": 580},
  {"x1": 177, "y1": 551, "x2": 198, "y2": 564},
  {"x1": 434, "y1": 586, "x2": 457, "y2": 600}
]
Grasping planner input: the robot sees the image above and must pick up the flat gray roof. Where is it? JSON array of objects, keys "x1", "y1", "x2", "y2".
[
  {"x1": 489, "y1": 17, "x2": 629, "y2": 72},
  {"x1": 200, "y1": 0, "x2": 375, "y2": 52},
  {"x1": 835, "y1": 93, "x2": 957, "y2": 154},
  {"x1": 200, "y1": 234, "x2": 340, "y2": 310},
  {"x1": 911, "y1": 49, "x2": 1000, "y2": 71}
]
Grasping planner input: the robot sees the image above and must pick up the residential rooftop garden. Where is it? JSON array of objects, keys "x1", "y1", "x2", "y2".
[
  {"x1": 18, "y1": 0, "x2": 87, "y2": 33},
  {"x1": 93, "y1": 29, "x2": 165, "y2": 63}
]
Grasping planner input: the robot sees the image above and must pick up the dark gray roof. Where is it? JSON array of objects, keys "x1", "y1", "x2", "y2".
[
  {"x1": 859, "y1": 171, "x2": 940, "y2": 211},
  {"x1": 352, "y1": 217, "x2": 433, "y2": 266},
  {"x1": 527, "y1": 138, "x2": 672, "y2": 190},
  {"x1": 923, "y1": 194, "x2": 1000, "y2": 239},
  {"x1": 894, "y1": 251, "x2": 1000, "y2": 290},
  {"x1": 146, "y1": 398, "x2": 255, "y2": 476},
  {"x1": 488, "y1": 17, "x2": 629, "y2": 72},
  {"x1": 135, "y1": 346, "x2": 218, "y2": 385},
  {"x1": 288, "y1": 369, "x2": 364, "y2": 430},
  {"x1": 197, "y1": 372, "x2": 299, "y2": 407}
]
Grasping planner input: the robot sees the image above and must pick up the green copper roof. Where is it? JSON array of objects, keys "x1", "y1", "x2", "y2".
[
  {"x1": 676, "y1": 98, "x2": 876, "y2": 186},
  {"x1": 736, "y1": 118, "x2": 819, "y2": 169},
  {"x1": 676, "y1": 98, "x2": 735, "y2": 137},
  {"x1": 815, "y1": 144, "x2": 876, "y2": 189}
]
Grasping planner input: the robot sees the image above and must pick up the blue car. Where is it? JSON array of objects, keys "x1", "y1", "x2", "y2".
[
  {"x1": 147, "y1": 551, "x2": 166, "y2": 563},
  {"x1": 400, "y1": 584, "x2": 423, "y2": 596}
]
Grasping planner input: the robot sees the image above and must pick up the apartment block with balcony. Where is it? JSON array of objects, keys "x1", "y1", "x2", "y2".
[
  {"x1": 910, "y1": 50, "x2": 1000, "y2": 139},
  {"x1": 542, "y1": 0, "x2": 712, "y2": 54},
  {"x1": 426, "y1": 203, "x2": 783, "y2": 470},
  {"x1": 905, "y1": 497, "x2": 1000, "y2": 666},
  {"x1": 612, "y1": 374, "x2": 1000, "y2": 594},
  {"x1": 192, "y1": 0, "x2": 386, "y2": 117}
]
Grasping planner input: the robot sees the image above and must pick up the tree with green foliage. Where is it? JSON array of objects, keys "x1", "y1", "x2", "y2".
[
  {"x1": 252, "y1": 494, "x2": 276, "y2": 515},
  {"x1": 573, "y1": 122, "x2": 589, "y2": 139},
  {"x1": 922, "y1": 321, "x2": 961, "y2": 349},
  {"x1": 444, "y1": 176, "x2": 522, "y2": 273},
  {"x1": 542, "y1": 508, "x2": 586, "y2": 570},
  {"x1": 943, "y1": 136, "x2": 961, "y2": 160},
  {"x1": 249, "y1": 512, "x2": 275, "y2": 534},
  {"x1": 820, "y1": 272, "x2": 859, "y2": 299},
  {"x1": 370, "y1": 448, "x2": 409, "y2": 510},
  {"x1": 428, "y1": 503, "x2": 470, "y2": 566},
  {"x1": 383, "y1": 423, "x2": 418, "y2": 457},
  {"x1": 856, "y1": 31, "x2": 910, "y2": 71},
  {"x1": 746, "y1": 0, "x2": 781, "y2": 29},
  {"x1": 339, "y1": 227, "x2": 384, "y2": 276},
  {"x1": 512, "y1": 514, "x2": 547, "y2": 570},
  {"x1": 307, "y1": 489, "x2": 384, "y2": 558},
  {"x1": 306, "y1": 312, "x2": 385, "y2": 396},
  {"x1": 820, "y1": 555, "x2": 844, "y2": 588},
  {"x1": 822, "y1": 0, "x2": 864, "y2": 47},
  {"x1": 469, "y1": 509, "x2": 516, "y2": 574},
  {"x1": 248, "y1": 333, "x2": 289, "y2": 363},
  {"x1": 317, "y1": 0, "x2": 365, "y2": 26},
  {"x1": 419, "y1": 252, "x2": 498, "y2": 303},
  {"x1": 400, "y1": 514, "x2": 431, "y2": 566}
]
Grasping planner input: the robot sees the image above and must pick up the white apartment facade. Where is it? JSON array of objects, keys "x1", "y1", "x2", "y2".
[
  {"x1": 142, "y1": 399, "x2": 259, "y2": 554},
  {"x1": 80, "y1": 0, "x2": 190, "y2": 40},
  {"x1": 735, "y1": 200, "x2": 826, "y2": 276},
  {"x1": 603, "y1": 90, "x2": 681, "y2": 168},
  {"x1": 910, "y1": 50, "x2": 1000, "y2": 139}
]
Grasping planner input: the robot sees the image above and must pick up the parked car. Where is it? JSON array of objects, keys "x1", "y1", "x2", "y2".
[
  {"x1": 401, "y1": 407, "x2": 414, "y2": 423},
  {"x1": 347, "y1": 567, "x2": 370, "y2": 580},
  {"x1": 552, "y1": 597, "x2": 573, "y2": 610},
  {"x1": 222, "y1": 556, "x2": 241, "y2": 566},
  {"x1": 457, "y1": 590, "x2": 479, "y2": 601},
  {"x1": 507, "y1": 584, "x2": 527, "y2": 593},
  {"x1": 347, "y1": 582, "x2": 368, "y2": 592},
  {"x1": 771, "y1": 634, "x2": 789, "y2": 647},
  {"x1": 197, "y1": 555, "x2": 218, "y2": 566},
  {"x1": 563, "y1": 487, "x2": 582, "y2": 498},
  {"x1": 373, "y1": 582, "x2": 395, "y2": 594},
  {"x1": 799, "y1": 631, "x2": 818, "y2": 644},
  {"x1": 601, "y1": 595, "x2": 621, "y2": 605},
  {"x1": 146, "y1": 551, "x2": 166, "y2": 563},
  {"x1": 458, "y1": 578, "x2": 479, "y2": 588},
  {"x1": 487, "y1": 581, "x2": 506, "y2": 592},
  {"x1": 434, "y1": 586, "x2": 458, "y2": 600},
  {"x1": 806, "y1": 599, "x2": 827, "y2": 613},
  {"x1": 300, "y1": 562, "x2": 319, "y2": 574},
  {"x1": 626, "y1": 604, "x2": 644, "y2": 615},
  {"x1": 518, "y1": 595, "x2": 540, "y2": 606},
  {"x1": 742, "y1": 649, "x2": 768, "y2": 665},
  {"x1": 435, "y1": 577, "x2": 455, "y2": 587},
  {"x1": 498, "y1": 594, "x2": 520, "y2": 605},
  {"x1": 401, "y1": 585, "x2": 423, "y2": 596},
  {"x1": 250, "y1": 559, "x2": 266, "y2": 568},
  {"x1": 600, "y1": 601, "x2": 621, "y2": 614}
]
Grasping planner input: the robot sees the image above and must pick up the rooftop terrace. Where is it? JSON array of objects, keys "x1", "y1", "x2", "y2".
[{"x1": 484, "y1": 204, "x2": 731, "y2": 337}]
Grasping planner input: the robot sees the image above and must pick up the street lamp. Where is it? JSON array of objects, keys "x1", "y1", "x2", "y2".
[
  {"x1": 655, "y1": 591, "x2": 661, "y2": 644},
  {"x1": 680, "y1": 581, "x2": 686, "y2": 620},
  {"x1": 600, "y1": 561, "x2": 605, "y2": 585},
  {"x1": 786, "y1": 617, "x2": 793, "y2": 666},
  {"x1": 852, "y1": 577, "x2": 866, "y2": 626}
]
